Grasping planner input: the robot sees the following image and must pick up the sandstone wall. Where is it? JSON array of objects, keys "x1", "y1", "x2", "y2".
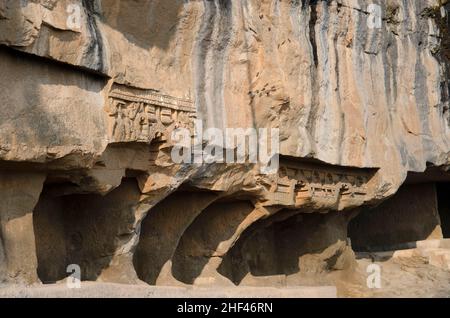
[{"x1": 0, "y1": 0, "x2": 449, "y2": 291}]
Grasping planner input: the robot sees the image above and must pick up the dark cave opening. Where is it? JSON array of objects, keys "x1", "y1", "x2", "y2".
[
  {"x1": 218, "y1": 210, "x2": 354, "y2": 286},
  {"x1": 437, "y1": 183, "x2": 450, "y2": 238},
  {"x1": 170, "y1": 199, "x2": 257, "y2": 285},
  {"x1": 33, "y1": 177, "x2": 141, "y2": 284},
  {"x1": 348, "y1": 183, "x2": 443, "y2": 252},
  {"x1": 133, "y1": 189, "x2": 220, "y2": 285}
]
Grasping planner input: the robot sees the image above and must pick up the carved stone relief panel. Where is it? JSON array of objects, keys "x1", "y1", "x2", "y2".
[
  {"x1": 106, "y1": 84, "x2": 196, "y2": 144},
  {"x1": 263, "y1": 160, "x2": 375, "y2": 210}
]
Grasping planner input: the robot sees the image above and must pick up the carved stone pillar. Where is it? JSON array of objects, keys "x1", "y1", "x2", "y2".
[
  {"x1": 133, "y1": 191, "x2": 219, "y2": 285},
  {"x1": 0, "y1": 171, "x2": 45, "y2": 284},
  {"x1": 171, "y1": 201, "x2": 276, "y2": 286}
]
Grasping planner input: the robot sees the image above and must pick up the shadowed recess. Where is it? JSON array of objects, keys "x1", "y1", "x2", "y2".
[
  {"x1": 171, "y1": 200, "x2": 255, "y2": 285},
  {"x1": 218, "y1": 210, "x2": 354, "y2": 285},
  {"x1": 133, "y1": 190, "x2": 219, "y2": 285},
  {"x1": 33, "y1": 178, "x2": 141, "y2": 283}
]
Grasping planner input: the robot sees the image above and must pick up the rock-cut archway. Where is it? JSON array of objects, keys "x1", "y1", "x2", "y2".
[{"x1": 33, "y1": 177, "x2": 144, "y2": 284}]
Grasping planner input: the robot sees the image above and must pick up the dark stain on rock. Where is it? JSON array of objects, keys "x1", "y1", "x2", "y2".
[{"x1": 82, "y1": 0, "x2": 105, "y2": 73}]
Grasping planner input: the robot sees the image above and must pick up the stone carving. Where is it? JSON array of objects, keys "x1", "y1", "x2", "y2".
[
  {"x1": 40, "y1": 0, "x2": 57, "y2": 10},
  {"x1": 265, "y1": 178, "x2": 296, "y2": 206},
  {"x1": 2, "y1": 0, "x2": 450, "y2": 298},
  {"x1": 264, "y1": 161, "x2": 374, "y2": 210},
  {"x1": 106, "y1": 84, "x2": 196, "y2": 143}
]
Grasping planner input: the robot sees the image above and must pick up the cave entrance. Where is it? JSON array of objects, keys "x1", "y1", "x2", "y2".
[
  {"x1": 348, "y1": 183, "x2": 444, "y2": 252},
  {"x1": 437, "y1": 183, "x2": 450, "y2": 238},
  {"x1": 33, "y1": 177, "x2": 142, "y2": 284},
  {"x1": 218, "y1": 210, "x2": 355, "y2": 286},
  {"x1": 133, "y1": 189, "x2": 220, "y2": 285}
]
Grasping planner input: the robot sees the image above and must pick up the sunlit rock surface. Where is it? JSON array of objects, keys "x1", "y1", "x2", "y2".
[{"x1": 0, "y1": 0, "x2": 450, "y2": 297}]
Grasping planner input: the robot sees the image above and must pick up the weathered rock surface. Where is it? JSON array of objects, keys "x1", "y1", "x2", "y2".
[
  {"x1": 1, "y1": 0, "x2": 450, "y2": 297},
  {"x1": 0, "y1": 171, "x2": 45, "y2": 284}
]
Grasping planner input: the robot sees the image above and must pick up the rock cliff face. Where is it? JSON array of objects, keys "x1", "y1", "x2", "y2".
[{"x1": 1, "y1": 0, "x2": 450, "y2": 297}]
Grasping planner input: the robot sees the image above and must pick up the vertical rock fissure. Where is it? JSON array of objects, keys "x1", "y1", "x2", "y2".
[
  {"x1": 194, "y1": 0, "x2": 232, "y2": 131},
  {"x1": 308, "y1": 1, "x2": 319, "y2": 68},
  {"x1": 305, "y1": 0, "x2": 320, "y2": 148},
  {"x1": 81, "y1": 0, "x2": 105, "y2": 73}
]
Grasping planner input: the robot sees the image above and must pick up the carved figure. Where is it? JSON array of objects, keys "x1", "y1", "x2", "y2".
[{"x1": 106, "y1": 84, "x2": 196, "y2": 143}]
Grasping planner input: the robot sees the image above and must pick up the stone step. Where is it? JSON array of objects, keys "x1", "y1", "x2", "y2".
[
  {"x1": 429, "y1": 249, "x2": 450, "y2": 256},
  {"x1": 416, "y1": 239, "x2": 442, "y2": 249},
  {"x1": 416, "y1": 247, "x2": 445, "y2": 258},
  {"x1": 363, "y1": 239, "x2": 450, "y2": 255},
  {"x1": 439, "y1": 239, "x2": 450, "y2": 249},
  {"x1": 357, "y1": 239, "x2": 450, "y2": 272},
  {"x1": 392, "y1": 249, "x2": 417, "y2": 258},
  {"x1": 0, "y1": 283, "x2": 338, "y2": 298},
  {"x1": 428, "y1": 251, "x2": 450, "y2": 270},
  {"x1": 416, "y1": 239, "x2": 450, "y2": 249}
]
